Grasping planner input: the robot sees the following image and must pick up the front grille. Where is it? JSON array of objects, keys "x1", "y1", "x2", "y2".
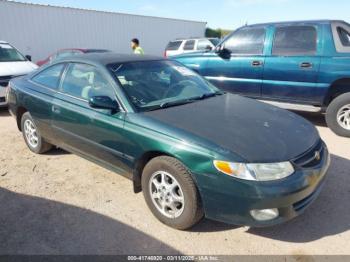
[
  {"x1": 0, "y1": 75, "x2": 12, "y2": 87},
  {"x1": 292, "y1": 140, "x2": 324, "y2": 168}
]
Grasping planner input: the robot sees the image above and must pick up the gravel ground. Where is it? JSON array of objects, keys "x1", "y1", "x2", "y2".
[{"x1": 0, "y1": 108, "x2": 349, "y2": 256}]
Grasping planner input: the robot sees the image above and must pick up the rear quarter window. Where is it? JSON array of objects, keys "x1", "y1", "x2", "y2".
[
  {"x1": 166, "y1": 41, "x2": 182, "y2": 51},
  {"x1": 32, "y1": 63, "x2": 65, "y2": 90},
  {"x1": 332, "y1": 22, "x2": 350, "y2": 53},
  {"x1": 183, "y1": 40, "x2": 195, "y2": 51}
]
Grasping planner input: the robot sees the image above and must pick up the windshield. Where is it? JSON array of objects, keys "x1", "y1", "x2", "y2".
[
  {"x1": 0, "y1": 43, "x2": 26, "y2": 62},
  {"x1": 109, "y1": 60, "x2": 221, "y2": 111}
]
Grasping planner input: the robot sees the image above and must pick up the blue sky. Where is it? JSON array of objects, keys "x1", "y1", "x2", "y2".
[{"x1": 14, "y1": 0, "x2": 350, "y2": 29}]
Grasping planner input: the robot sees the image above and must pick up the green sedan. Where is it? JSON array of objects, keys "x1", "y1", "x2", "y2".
[{"x1": 7, "y1": 53, "x2": 330, "y2": 230}]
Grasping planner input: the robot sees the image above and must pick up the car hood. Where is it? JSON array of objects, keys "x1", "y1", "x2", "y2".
[
  {"x1": 144, "y1": 94, "x2": 319, "y2": 163},
  {"x1": 0, "y1": 61, "x2": 38, "y2": 77}
]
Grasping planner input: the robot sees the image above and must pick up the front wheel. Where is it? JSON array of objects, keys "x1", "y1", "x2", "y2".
[
  {"x1": 141, "y1": 156, "x2": 204, "y2": 230},
  {"x1": 21, "y1": 112, "x2": 53, "y2": 154},
  {"x1": 326, "y1": 93, "x2": 350, "y2": 137}
]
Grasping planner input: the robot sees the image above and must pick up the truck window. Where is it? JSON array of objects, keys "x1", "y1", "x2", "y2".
[
  {"x1": 166, "y1": 41, "x2": 182, "y2": 51},
  {"x1": 197, "y1": 39, "x2": 212, "y2": 50},
  {"x1": 272, "y1": 26, "x2": 317, "y2": 56},
  {"x1": 223, "y1": 27, "x2": 266, "y2": 55},
  {"x1": 337, "y1": 27, "x2": 350, "y2": 47},
  {"x1": 183, "y1": 40, "x2": 195, "y2": 51}
]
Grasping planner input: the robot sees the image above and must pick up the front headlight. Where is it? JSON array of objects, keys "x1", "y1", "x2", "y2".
[{"x1": 213, "y1": 160, "x2": 294, "y2": 181}]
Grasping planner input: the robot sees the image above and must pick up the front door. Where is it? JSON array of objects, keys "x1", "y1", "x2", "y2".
[
  {"x1": 204, "y1": 26, "x2": 267, "y2": 98},
  {"x1": 262, "y1": 25, "x2": 321, "y2": 104},
  {"x1": 51, "y1": 62, "x2": 130, "y2": 176}
]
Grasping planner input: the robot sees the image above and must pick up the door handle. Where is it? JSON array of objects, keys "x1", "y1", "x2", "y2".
[
  {"x1": 52, "y1": 105, "x2": 61, "y2": 114},
  {"x1": 252, "y1": 60, "x2": 263, "y2": 67},
  {"x1": 300, "y1": 62, "x2": 313, "y2": 69}
]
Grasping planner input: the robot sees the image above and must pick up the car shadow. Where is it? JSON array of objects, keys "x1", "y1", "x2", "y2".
[
  {"x1": 0, "y1": 107, "x2": 10, "y2": 117},
  {"x1": 45, "y1": 147, "x2": 70, "y2": 156},
  {"x1": 247, "y1": 154, "x2": 350, "y2": 242},
  {"x1": 0, "y1": 187, "x2": 180, "y2": 255},
  {"x1": 293, "y1": 111, "x2": 328, "y2": 127},
  {"x1": 190, "y1": 218, "x2": 239, "y2": 233}
]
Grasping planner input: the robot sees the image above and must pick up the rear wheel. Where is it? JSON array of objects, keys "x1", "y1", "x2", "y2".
[
  {"x1": 326, "y1": 93, "x2": 350, "y2": 137},
  {"x1": 21, "y1": 112, "x2": 52, "y2": 154},
  {"x1": 141, "y1": 156, "x2": 203, "y2": 230}
]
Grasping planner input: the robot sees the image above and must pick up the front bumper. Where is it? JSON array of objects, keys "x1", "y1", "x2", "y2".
[{"x1": 194, "y1": 142, "x2": 330, "y2": 227}]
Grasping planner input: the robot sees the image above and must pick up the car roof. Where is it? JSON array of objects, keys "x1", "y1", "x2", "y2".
[
  {"x1": 0, "y1": 40, "x2": 9, "y2": 44},
  {"x1": 244, "y1": 19, "x2": 345, "y2": 27},
  {"x1": 170, "y1": 37, "x2": 218, "y2": 42},
  {"x1": 58, "y1": 52, "x2": 163, "y2": 66},
  {"x1": 58, "y1": 48, "x2": 110, "y2": 52}
]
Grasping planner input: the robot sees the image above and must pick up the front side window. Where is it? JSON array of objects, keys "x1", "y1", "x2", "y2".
[
  {"x1": 197, "y1": 39, "x2": 212, "y2": 50},
  {"x1": 272, "y1": 26, "x2": 317, "y2": 56},
  {"x1": 61, "y1": 63, "x2": 115, "y2": 100},
  {"x1": 109, "y1": 60, "x2": 220, "y2": 111},
  {"x1": 183, "y1": 40, "x2": 195, "y2": 51},
  {"x1": 32, "y1": 63, "x2": 65, "y2": 90},
  {"x1": 0, "y1": 43, "x2": 26, "y2": 62},
  {"x1": 224, "y1": 27, "x2": 266, "y2": 55}
]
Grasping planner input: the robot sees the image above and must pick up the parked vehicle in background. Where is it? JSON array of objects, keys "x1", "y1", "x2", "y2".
[
  {"x1": 7, "y1": 53, "x2": 329, "y2": 230},
  {"x1": 165, "y1": 38, "x2": 219, "y2": 57},
  {"x1": 0, "y1": 41, "x2": 38, "y2": 107},
  {"x1": 36, "y1": 48, "x2": 111, "y2": 66},
  {"x1": 173, "y1": 20, "x2": 350, "y2": 137}
]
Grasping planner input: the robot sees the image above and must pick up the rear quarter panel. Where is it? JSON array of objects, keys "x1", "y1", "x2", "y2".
[
  {"x1": 319, "y1": 23, "x2": 350, "y2": 104},
  {"x1": 8, "y1": 76, "x2": 55, "y2": 140}
]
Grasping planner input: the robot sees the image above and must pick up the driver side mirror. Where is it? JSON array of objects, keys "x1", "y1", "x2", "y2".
[
  {"x1": 25, "y1": 55, "x2": 32, "y2": 61},
  {"x1": 216, "y1": 46, "x2": 231, "y2": 59},
  {"x1": 89, "y1": 96, "x2": 120, "y2": 112}
]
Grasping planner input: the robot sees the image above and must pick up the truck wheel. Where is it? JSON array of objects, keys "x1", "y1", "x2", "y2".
[
  {"x1": 21, "y1": 112, "x2": 53, "y2": 154},
  {"x1": 141, "y1": 156, "x2": 204, "y2": 230},
  {"x1": 326, "y1": 93, "x2": 350, "y2": 137}
]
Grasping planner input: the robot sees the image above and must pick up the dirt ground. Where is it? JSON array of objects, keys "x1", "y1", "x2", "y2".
[{"x1": 0, "y1": 107, "x2": 349, "y2": 256}]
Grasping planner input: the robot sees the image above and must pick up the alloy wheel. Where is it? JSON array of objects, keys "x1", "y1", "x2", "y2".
[
  {"x1": 148, "y1": 171, "x2": 185, "y2": 219},
  {"x1": 24, "y1": 119, "x2": 39, "y2": 148},
  {"x1": 337, "y1": 104, "x2": 350, "y2": 130}
]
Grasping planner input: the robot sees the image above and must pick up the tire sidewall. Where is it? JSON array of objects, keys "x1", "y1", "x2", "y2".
[
  {"x1": 142, "y1": 157, "x2": 201, "y2": 230},
  {"x1": 21, "y1": 112, "x2": 43, "y2": 154},
  {"x1": 326, "y1": 93, "x2": 350, "y2": 137}
]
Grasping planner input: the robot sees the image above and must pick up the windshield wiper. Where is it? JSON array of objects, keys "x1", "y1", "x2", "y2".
[
  {"x1": 192, "y1": 91, "x2": 225, "y2": 101},
  {"x1": 160, "y1": 99, "x2": 195, "y2": 109},
  {"x1": 144, "y1": 91, "x2": 225, "y2": 111}
]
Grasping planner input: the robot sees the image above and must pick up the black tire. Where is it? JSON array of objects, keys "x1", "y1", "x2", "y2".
[
  {"x1": 326, "y1": 93, "x2": 350, "y2": 137},
  {"x1": 141, "y1": 156, "x2": 204, "y2": 230},
  {"x1": 21, "y1": 112, "x2": 53, "y2": 154}
]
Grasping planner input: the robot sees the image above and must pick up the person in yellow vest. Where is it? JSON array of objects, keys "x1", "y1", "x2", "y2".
[{"x1": 131, "y1": 38, "x2": 144, "y2": 55}]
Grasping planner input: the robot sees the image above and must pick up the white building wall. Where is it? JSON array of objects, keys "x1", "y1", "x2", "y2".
[{"x1": 0, "y1": 1, "x2": 206, "y2": 61}]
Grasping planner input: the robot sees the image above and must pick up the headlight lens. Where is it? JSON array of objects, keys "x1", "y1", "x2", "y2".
[{"x1": 213, "y1": 160, "x2": 294, "y2": 181}]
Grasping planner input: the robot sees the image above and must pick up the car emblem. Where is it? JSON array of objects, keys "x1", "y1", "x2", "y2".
[{"x1": 314, "y1": 151, "x2": 321, "y2": 161}]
